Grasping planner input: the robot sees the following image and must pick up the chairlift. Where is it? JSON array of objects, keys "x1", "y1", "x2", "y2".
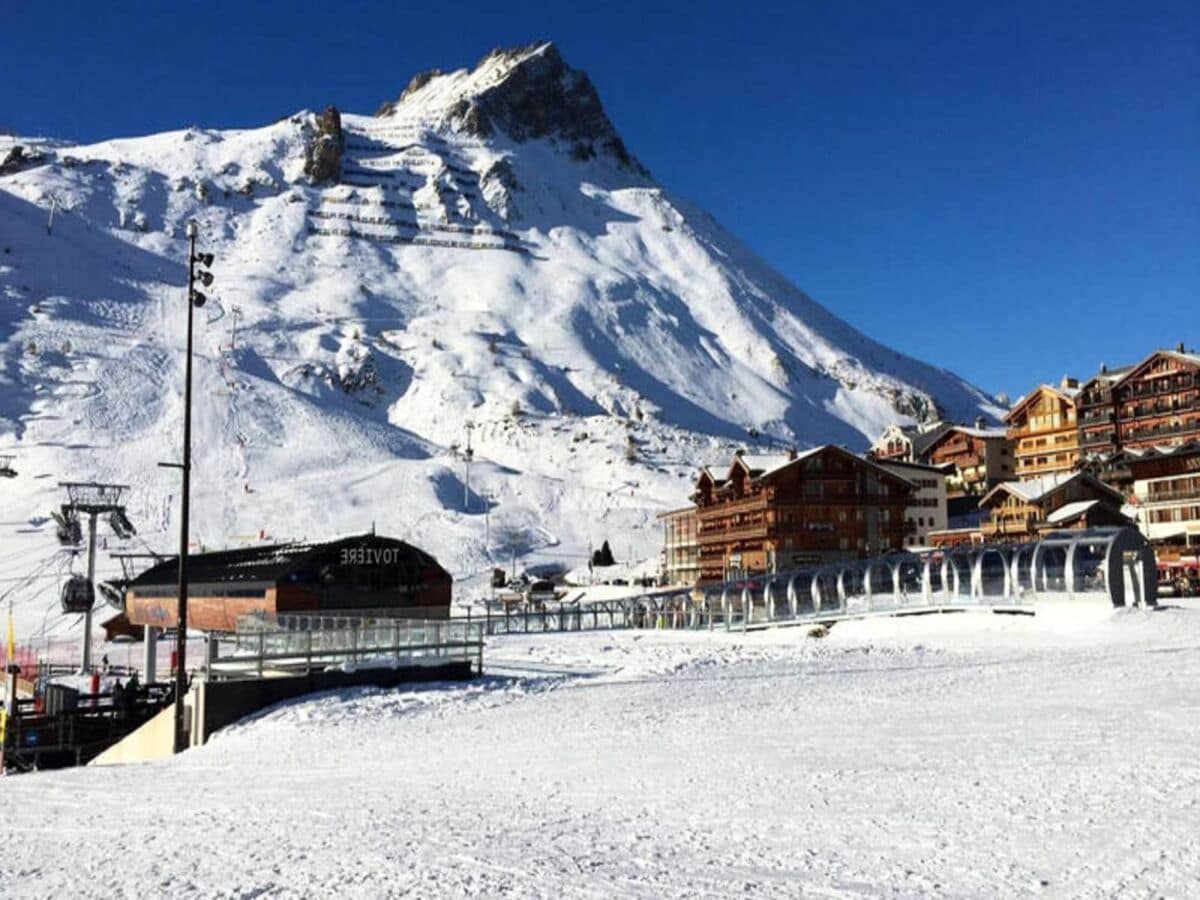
[
  {"x1": 52, "y1": 507, "x2": 83, "y2": 546},
  {"x1": 61, "y1": 574, "x2": 95, "y2": 614},
  {"x1": 108, "y1": 508, "x2": 137, "y2": 539},
  {"x1": 98, "y1": 580, "x2": 127, "y2": 610},
  {"x1": 0, "y1": 455, "x2": 16, "y2": 478}
]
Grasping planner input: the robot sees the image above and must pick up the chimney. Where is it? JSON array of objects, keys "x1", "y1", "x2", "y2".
[
  {"x1": 786, "y1": 446, "x2": 797, "y2": 461},
  {"x1": 1100, "y1": 363, "x2": 1108, "y2": 374},
  {"x1": 974, "y1": 416, "x2": 985, "y2": 430},
  {"x1": 1061, "y1": 376, "x2": 1078, "y2": 390},
  {"x1": 1178, "y1": 341, "x2": 1186, "y2": 353}
]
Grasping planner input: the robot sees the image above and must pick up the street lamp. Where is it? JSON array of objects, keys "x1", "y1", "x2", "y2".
[{"x1": 170, "y1": 219, "x2": 213, "y2": 754}]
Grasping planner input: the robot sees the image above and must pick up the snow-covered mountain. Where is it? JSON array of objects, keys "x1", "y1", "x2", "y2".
[{"x1": 0, "y1": 42, "x2": 998, "y2": 633}]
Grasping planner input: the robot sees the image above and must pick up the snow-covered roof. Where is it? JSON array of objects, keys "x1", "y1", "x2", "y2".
[
  {"x1": 737, "y1": 453, "x2": 793, "y2": 475},
  {"x1": 955, "y1": 425, "x2": 1008, "y2": 439},
  {"x1": 1004, "y1": 383, "x2": 1081, "y2": 423},
  {"x1": 991, "y1": 473, "x2": 1077, "y2": 503},
  {"x1": 1046, "y1": 499, "x2": 1100, "y2": 524},
  {"x1": 735, "y1": 447, "x2": 824, "y2": 477},
  {"x1": 981, "y1": 472, "x2": 1123, "y2": 508}
]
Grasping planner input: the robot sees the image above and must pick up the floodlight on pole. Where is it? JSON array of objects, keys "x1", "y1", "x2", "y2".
[{"x1": 170, "y1": 218, "x2": 214, "y2": 753}]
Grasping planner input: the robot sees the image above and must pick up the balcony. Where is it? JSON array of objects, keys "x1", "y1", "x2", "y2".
[
  {"x1": 1120, "y1": 396, "x2": 1199, "y2": 420},
  {"x1": 1121, "y1": 420, "x2": 1200, "y2": 443},
  {"x1": 1144, "y1": 486, "x2": 1200, "y2": 504},
  {"x1": 707, "y1": 492, "x2": 773, "y2": 515},
  {"x1": 981, "y1": 515, "x2": 1038, "y2": 537},
  {"x1": 698, "y1": 522, "x2": 771, "y2": 543},
  {"x1": 1080, "y1": 430, "x2": 1116, "y2": 447}
]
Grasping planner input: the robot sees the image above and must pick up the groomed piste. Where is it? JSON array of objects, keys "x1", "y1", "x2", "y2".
[{"x1": 0, "y1": 601, "x2": 1196, "y2": 897}]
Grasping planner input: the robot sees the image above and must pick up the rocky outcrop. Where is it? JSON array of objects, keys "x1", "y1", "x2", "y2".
[
  {"x1": 480, "y1": 158, "x2": 521, "y2": 220},
  {"x1": 461, "y1": 43, "x2": 644, "y2": 173},
  {"x1": 303, "y1": 106, "x2": 343, "y2": 183},
  {"x1": 376, "y1": 69, "x2": 443, "y2": 116},
  {"x1": 375, "y1": 42, "x2": 647, "y2": 174},
  {"x1": 0, "y1": 144, "x2": 47, "y2": 176}
]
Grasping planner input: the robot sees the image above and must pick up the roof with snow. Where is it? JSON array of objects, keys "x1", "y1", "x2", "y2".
[
  {"x1": 1045, "y1": 499, "x2": 1101, "y2": 524},
  {"x1": 128, "y1": 534, "x2": 445, "y2": 591},
  {"x1": 980, "y1": 472, "x2": 1123, "y2": 507}
]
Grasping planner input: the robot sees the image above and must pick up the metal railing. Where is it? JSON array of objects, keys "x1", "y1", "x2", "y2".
[
  {"x1": 471, "y1": 600, "x2": 636, "y2": 636},
  {"x1": 209, "y1": 617, "x2": 483, "y2": 680}
]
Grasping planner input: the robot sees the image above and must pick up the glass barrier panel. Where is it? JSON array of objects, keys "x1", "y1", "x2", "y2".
[
  {"x1": 1038, "y1": 544, "x2": 1069, "y2": 594},
  {"x1": 1072, "y1": 540, "x2": 1109, "y2": 596},
  {"x1": 978, "y1": 548, "x2": 1008, "y2": 600},
  {"x1": 841, "y1": 565, "x2": 868, "y2": 612},
  {"x1": 896, "y1": 558, "x2": 923, "y2": 605},
  {"x1": 867, "y1": 563, "x2": 893, "y2": 604},
  {"x1": 947, "y1": 551, "x2": 973, "y2": 602},
  {"x1": 814, "y1": 571, "x2": 841, "y2": 612},
  {"x1": 789, "y1": 573, "x2": 815, "y2": 615}
]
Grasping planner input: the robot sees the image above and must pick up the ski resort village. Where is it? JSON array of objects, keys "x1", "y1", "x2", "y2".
[{"x1": 2, "y1": 24, "x2": 1198, "y2": 900}]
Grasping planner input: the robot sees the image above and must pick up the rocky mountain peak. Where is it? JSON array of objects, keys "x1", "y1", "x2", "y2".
[{"x1": 376, "y1": 41, "x2": 646, "y2": 174}]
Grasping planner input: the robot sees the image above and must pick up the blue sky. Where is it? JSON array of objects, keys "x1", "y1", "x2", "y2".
[{"x1": 3, "y1": 0, "x2": 1196, "y2": 398}]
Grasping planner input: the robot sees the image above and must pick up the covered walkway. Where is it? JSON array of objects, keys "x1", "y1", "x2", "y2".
[{"x1": 635, "y1": 527, "x2": 1157, "y2": 631}]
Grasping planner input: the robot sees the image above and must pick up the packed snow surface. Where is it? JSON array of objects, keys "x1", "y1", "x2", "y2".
[
  {"x1": 2, "y1": 607, "x2": 1198, "y2": 897},
  {"x1": 0, "y1": 44, "x2": 999, "y2": 638}
]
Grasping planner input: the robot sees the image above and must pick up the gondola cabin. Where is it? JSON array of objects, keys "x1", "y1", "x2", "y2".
[
  {"x1": 124, "y1": 534, "x2": 452, "y2": 633},
  {"x1": 61, "y1": 575, "x2": 95, "y2": 614}
]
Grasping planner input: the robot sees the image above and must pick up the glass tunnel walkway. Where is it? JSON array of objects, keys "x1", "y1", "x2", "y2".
[{"x1": 633, "y1": 527, "x2": 1158, "y2": 632}]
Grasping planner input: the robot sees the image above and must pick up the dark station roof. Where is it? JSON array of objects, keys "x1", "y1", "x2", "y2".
[{"x1": 128, "y1": 533, "x2": 444, "y2": 590}]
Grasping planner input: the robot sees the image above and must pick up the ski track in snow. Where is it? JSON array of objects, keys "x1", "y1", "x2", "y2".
[{"x1": 1, "y1": 609, "x2": 1198, "y2": 898}]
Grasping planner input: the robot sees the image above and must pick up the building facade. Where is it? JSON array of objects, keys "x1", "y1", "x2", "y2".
[
  {"x1": 978, "y1": 472, "x2": 1128, "y2": 543},
  {"x1": 925, "y1": 424, "x2": 1015, "y2": 498},
  {"x1": 659, "y1": 507, "x2": 700, "y2": 586},
  {"x1": 1005, "y1": 378, "x2": 1080, "y2": 480},
  {"x1": 878, "y1": 460, "x2": 949, "y2": 548},
  {"x1": 868, "y1": 421, "x2": 951, "y2": 463},
  {"x1": 125, "y1": 534, "x2": 452, "y2": 632},
  {"x1": 1078, "y1": 348, "x2": 1200, "y2": 467},
  {"x1": 691, "y1": 446, "x2": 913, "y2": 582},
  {"x1": 1111, "y1": 349, "x2": 1200, "y2": 452},
  {"x1": 1126, "y1": 443, "x2": 1200, "y2": 546}
]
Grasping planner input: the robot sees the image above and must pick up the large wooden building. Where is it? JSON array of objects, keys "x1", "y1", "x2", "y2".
[
  {"x1": 978, "y1": 472, "x2": 1128, "y2": 543},
  {"x1": 124, "y1": 534, "x2": 452, "y2": 633},
  {"x1": 924, "y1": 423, "x2": 1015, "y2": 498},
  {"x1": 1005, "y1": 378, "x2": 1081, "y2": 480},
  {"x1": 1078, "y1": 348, "x2": 1200, "y2": 463},
  {"x1": 690, "y1": 446, "x2": 913, "y2": 582}
]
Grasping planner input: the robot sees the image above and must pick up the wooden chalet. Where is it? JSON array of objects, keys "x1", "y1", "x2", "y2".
[
  {"x1": 124, "y1": 534, "x2": 452, "y2": 633},
  {"x1": 692, "y1": 446, "x2": 913, "y2": 583},
  {"x1": 1078, "y1": 347, "x2": 1200, "y2": 465},
  {"x1": 868, "y1": 421, "x2": 953, "y2": 464},
  {"x1": 1005, "y1": 378, "x2": 1081, "y2": 480},
  {"x1": 924, "y1": 422, "x2": 1015, "y2": 498},
  {"x1": 978, "y1": 472, "x2": 1128, "y2": 543}
]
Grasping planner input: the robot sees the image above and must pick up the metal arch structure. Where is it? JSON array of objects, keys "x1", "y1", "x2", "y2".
[{"x1": 629, "y1": 527, "x2": 1158, "y2": 632}]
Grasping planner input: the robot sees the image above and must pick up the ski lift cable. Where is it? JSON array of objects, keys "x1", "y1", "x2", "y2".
[{"x1": 0, "y1": 548, "x2": 72, "y2": 601}]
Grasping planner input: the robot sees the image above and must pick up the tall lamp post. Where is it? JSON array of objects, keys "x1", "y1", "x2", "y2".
[{"x1": 171, "y1": 220, "x2": 213, "y2": 753}]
